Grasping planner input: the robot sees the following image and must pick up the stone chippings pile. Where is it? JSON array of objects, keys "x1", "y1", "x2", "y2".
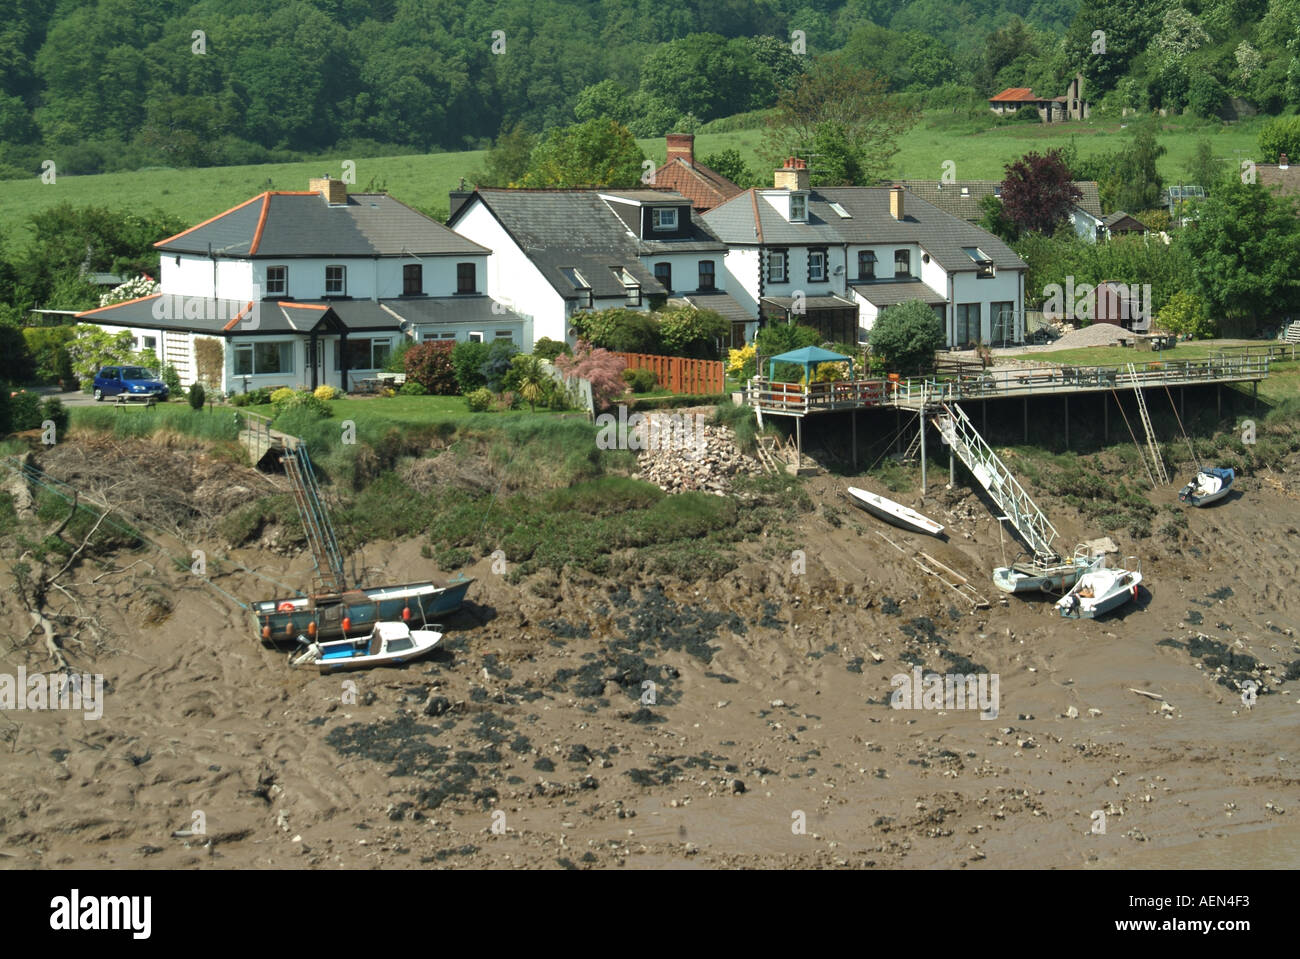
[{"x1": 635, "y1": 412, "x2": 762, "y2": 495}]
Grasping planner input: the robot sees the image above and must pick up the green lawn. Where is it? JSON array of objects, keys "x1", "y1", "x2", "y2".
[{"x1": 0, "y1": 112, "x2": 1268, "y2": 249}]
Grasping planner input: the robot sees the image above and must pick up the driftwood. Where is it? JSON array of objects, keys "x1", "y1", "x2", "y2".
[
  {"x1": 1128, "y1": 688, "x2": 1165, "y2": 701},
  {"x1": 28, "y1": 611, "x2": 69, "y2": 672}
]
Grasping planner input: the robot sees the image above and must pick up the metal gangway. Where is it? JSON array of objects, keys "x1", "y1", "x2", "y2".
[
  {"x1": 1127, "y1": 363, "x2": 1169, "y2": 486},
  {"x1": 934, "y1": 402, "x2": 1061, "y2": 566},
  {"x1": 281, "y1": 443, "x2": 348, "y2": 594}
]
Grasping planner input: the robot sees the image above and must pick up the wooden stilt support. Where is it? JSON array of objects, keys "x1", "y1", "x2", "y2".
[
  {"x1": 1023, "y1": 397, "x2": 1028, "y2": 443},
  {"x1": 1217, "y1": 384, "x2": 1221, "y2": 419},
  {"x1": 919, "y1": 411, "x2": 927, "y2": 497},
  {"x1": 851, "y1": 409, "x2": 857, "y2": 470},
  {"x1": 1064, "y1": 395, "x2": 1069, "y2": 449},
  {"x1": 795, "y1": 416, "x2": 802, "y2": 467},
  {"x1": 1103, "y1": 392, "x2": 1109, "y2": 443}
]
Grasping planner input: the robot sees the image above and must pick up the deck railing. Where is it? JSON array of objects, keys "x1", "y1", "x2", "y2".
[{"x1": 751, "y1": 353, "x2": 1270, "y2": 414}]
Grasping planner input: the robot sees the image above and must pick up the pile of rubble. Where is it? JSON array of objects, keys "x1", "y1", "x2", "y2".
[{"x1": 634, "y1": 411, "x2": 762, "y2": 495}]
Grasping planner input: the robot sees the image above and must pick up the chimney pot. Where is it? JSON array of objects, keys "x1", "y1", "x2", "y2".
[{"x1": 775, "y1": 157, "x2": 810, "y2": 192}]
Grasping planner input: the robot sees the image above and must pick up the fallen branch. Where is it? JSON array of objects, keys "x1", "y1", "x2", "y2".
[
  {"x1": 28, "y1": 611, "x2": 69, "y2": 672},
  {"x1": 1128, "y1": 688, "x2": 1165, "y2": 701}
]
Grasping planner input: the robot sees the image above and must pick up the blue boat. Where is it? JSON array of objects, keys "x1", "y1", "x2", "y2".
[{"x1": 254, "y1": 576, "x2": 473, "y2": 644}]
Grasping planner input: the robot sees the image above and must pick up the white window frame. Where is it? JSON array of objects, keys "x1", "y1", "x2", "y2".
[
  {"x1": 808, "y1": 250, "x2": 827, "y2": 282},
  {"x1": 790, "y1": 193, "x2": 808, "y2": 222},
  {"x1": 266, "y1": 265, "x2": 288, "y2": 296},
  {"x1": 325, "y1": 265, "x2": 346, "y2": 296},
  {"x1": 652, "y1": 208, "x2": 677, "y2": 231},
  {"x1": 769, "y1": 249, "x2": 787, "y2": 284},
  {"x1": 469, "y1": 331, "x2": 484, "y2": 343}
]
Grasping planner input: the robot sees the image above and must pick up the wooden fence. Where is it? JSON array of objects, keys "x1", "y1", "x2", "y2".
[{"x1": 612, "y1": 352, "x2": 725, "y2": 395}]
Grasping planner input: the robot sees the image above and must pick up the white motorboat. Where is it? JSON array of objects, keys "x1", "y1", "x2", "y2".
[
  {"x1": 1056, "y1": 558, "x2": 1143, "y2": 619},
  {"x1": 289, "y1": 621, "x2": 442, "y2": 673}
]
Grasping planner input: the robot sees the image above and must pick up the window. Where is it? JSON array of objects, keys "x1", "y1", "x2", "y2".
[
  {"x1": 790, "y1": 193, "x2": 807, "y2": 222},
  {"x1": 828, "y1": 201, "x2": 851, "y2": 219},
  {"x1": 422, "y1": 331, "x2": 456, "y2": 342},
  {"x1": 651, "y1": 208, "x2": 677, "y2": 231},
  {"x1": 141, "y1": 335, "x2": 157, "y2": 353},
  {"x1": 494, "y1": 330, "x2": 513, "y2": 341},
  {"x1": 235, "y1": 341, "x2": 293, "y2": 375},
  {"x1": 654, "y1": 262, "x2": 672, "y2": 293},
  {"x1": 560, "y1": 267, "x2": 592, "y2": 308},
  {"x1": 698, "y1": 260, "x2": 715, "y2": 291},
  {"x1": 456, "y1": 262, "x2": 476, "y2": 294},
  {"x1": 858, "y1": 251, "x2": 877, "y2": 280},
  {"x1": 894, "y1": 250, "x2": 911, "y2": 277},
  {"x1": 768, "y1": 249, "x2": 788, "y2": 283},
  {"x1": 963, "y1": 247, "x2": 994, "y2": 279},
  {"x1": 325, "y1": 265, "x2": 346, "y2": 296},
  {"x1": 469, "y1": 331, "x2": 484, "y2": 343},
  {"x1": 334, "y1": 337, "x2": 391, "y2": 371},
  {"x1": 991, "y1": 302, "x2": 1015, "y2": 346},
  {"x1": 403, "y1": 264, "x2": 423, "y2": 296},
  {"x1": 266, "y1": 266, "x2": 287, "y2": 296},
  {"x1": 955, "y1": 304, "x2": 981, "y2": 348},
  {"x1": 808, "y1": 250, "x2": 827, "y2": 282},
  {"x1": 614, "y1": 268, "x2": 641, "y2": 306}
]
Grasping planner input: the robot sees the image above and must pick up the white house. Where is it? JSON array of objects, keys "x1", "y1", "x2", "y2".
[
  {"x1": 703, "y1": 159, "x2": 1028, "y2": 348},
  {"x1": 446, "y1": 187, "x2": 753, "y2": 349},
  {"x1": 77, "y1": 177, "x2": 525, "y2": 394}
]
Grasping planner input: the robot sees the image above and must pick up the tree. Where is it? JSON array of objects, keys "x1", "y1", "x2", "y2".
[
  {"x1": 761, "y1": 58, "x2": 916, "y2": 187},
  {"x1": 506, "y1": 353, "x2": 549, "y2": 410},
  {"x1": 1180, "y1": 180, "x2": 1300, "y2": 330},
  {"x1": 468, "y1": 124, "x2": 538, "y2": 188},
  {"x1": 554, "y1": 341, "x2": 627, "y2": 411},
  {"x1": 451, "y1": 340, "x2": 490, "y2": 393},
  {"x1": 66, "y1": 324, "x2": 135, "y2": 390},
  {"x1": 1186, "y1": 72, "x2": 1225, "y2": 119},
  {"x1": 516, "y1": 119, "x2": 645, "y2": 189},
  {"x1": 979, "y1": 194, "x2": 1020, "y2": 243},
  {"x1": 1104, "y1": 126, "x2": 1165, "y2": 213},
  {"x1": 1065, "y1": 0, "x2": 1164, "y2": 95},
  {"x1": 574, "y1": 80, "x2": 635, "y2": 126},
  {"x1": 868, "y1": 301, "x2": 944, "y2": 376},
  {"x1": 1184, "y1": 139, "x2": 1223, "y2": 189},
  {"x1": 638, "y1": 34, "x2": 765, "y2": 122},
  {"x1": 658, "y1": 306, "x2": 728, "y2": 359},
  {"x1": 1157, "y1": 291, "x2": 1217, "y2": 339},
  {"x1": 403, "y1": 341, "x2": 457, "y2": 395},
  {"x1": 1259, "y1": 116, "x2": 1300, "y2": 163},
  {"x1": 1000, "y1": 149, "x2": 1082, "y2": 235},
  {"x1": 569, "y1": 308, "x2": 662, "y2": 354},
  {"x1": 701, "y1": 149, "x2": 755, "y2": 188}
]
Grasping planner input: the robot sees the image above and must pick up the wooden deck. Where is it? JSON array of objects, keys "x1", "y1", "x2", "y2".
[{"x1": 749, "y1": 353, "x2": 1271, "y2": 416}]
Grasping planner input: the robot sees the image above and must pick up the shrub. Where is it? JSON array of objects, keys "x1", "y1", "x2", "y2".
[
  {"x1": 162, "y1": 364, "x2": 182, "y2": 398},
  {"x1": 622, "y1": 367, "x2": 658, "y2": 393},
  {"x1": 658, "y1": 305, "x2": 727, "y2": 358},
  {"x1": 492, "y1": 390, "x2": 519, "y2": 412},
  {"x1": 40, "y1": 397, "x2": 68, "y2": 436},
  {"x1": 0, "y1": 324, "x2": 33, "y2": 385},
  {"x1": 188, "y1": 383, "x2": 206, "y2": 410},
  {"x1": 313, "y1": 384, "x2": 338, "y2": 401},
  {"x1": 273, "y1": 390, "x2": 333, "y2": 421},
  {"x1": 465, "y1": 387, "x2": 492, "y2": 411},
  {"x1": 755, "y1": 323, "x2": 821, "y2": 381},
  {"x1": 230, "y1": 386, "x2": 274, "y2": 406},
  {"x1": 480, "y1": 339, "x2": 520, "y2": 392},
  {"x1": 269, "y1": 387, "x2": 295, "y2": 405},
  {"x1": 385, "y1": 340, "x2": 413, "y2": 373},
  {"x1": 868, "y1": 300, "x2": 944, "y2": 376},
  {"x1": 533, "y1": 337, "x2": 571, "y2": 362},
  {"x1": 451, "y1": 340, "x2": 490, "y2": 393},
  {"x1": 404, "y1": 341, "x2": 458, "y2": 394},
  {"x1": 22, "y1": 326, "x2": 74, "y2": 385},
  {"x1": 727, "y1": 343, "x2": 757, "y2": 379},
  {"x1": 570, "y1": 307, "x2": 662, "y2": 353},
  {"x1": 398, "y1": 380, "x2": 428, "y2": 395},
  {"x1": 0, "y1": 388, "x2": 9, "y2": 435},
  {"x1": 554, "y1": 340, "x2": 628, "y2": 411},
  {"x1": 9, "y1": 389, "x2": 42, "y2": 431},
  {"x1": 1157, "y1": 290, "x2": 1217, "y2": 339}
]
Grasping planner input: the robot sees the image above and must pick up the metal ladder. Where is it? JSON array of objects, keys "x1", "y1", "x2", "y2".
[
  {"x1": 281, "y1": 443, "x2": 347, "y2": 594},
  {"x1": 1127, "y1": 363, "x2": 1168, "y2": 485},
  {"x1": 934, "y1": 402, "x2": 1060, "y2": 565}
]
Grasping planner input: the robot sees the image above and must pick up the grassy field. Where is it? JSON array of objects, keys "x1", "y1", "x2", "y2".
[{"x1": 0, "y1": 113, "x2": 1267, "y2": 249}]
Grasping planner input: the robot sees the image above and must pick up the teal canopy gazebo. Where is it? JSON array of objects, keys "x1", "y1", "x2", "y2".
[{"x1": 767, "y1": 345, "x2": 856, "y2": 383}]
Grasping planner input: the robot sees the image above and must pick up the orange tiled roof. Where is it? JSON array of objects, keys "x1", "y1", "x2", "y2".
[
  {"x1": 650, "y1": 157, "x2": 743, "y2": 212},
  {"x1": 989, "y1": 88, "x2": 1041, "y2": 102}
]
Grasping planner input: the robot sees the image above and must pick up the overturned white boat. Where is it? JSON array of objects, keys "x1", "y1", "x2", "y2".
[
  {"x1": 1056, "y1": 558, "x2": 1142, "y2": 619},
  {"x1": 289, "y1": 621, "x2": 442, "y2": 673},
  {"x1": 846, "y1": 486, "x2": 945, "y2": 537}
]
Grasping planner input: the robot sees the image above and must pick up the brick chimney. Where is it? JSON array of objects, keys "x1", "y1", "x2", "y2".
[
  {"x1": 1282, "y1": 153, "x2": 1291, "y2": 170},
  {"x1": 666, "y1": 133, "x2": 695, "y2": 167},
  {"x1": 890, "y1": 184, "x2": 905, "y2": 220},
  {"x1": 774, "y1": 157, "x2": 810, "y2": 191},
  {"x1": 309, "y1": 175, "x2": 348, "y2": 205}
]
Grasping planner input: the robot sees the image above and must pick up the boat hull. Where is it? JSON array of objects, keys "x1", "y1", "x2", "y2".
[
  {"x1": 254, "y1": 578, "x2": 473, "y2": 643},
  {"x1": 315, "y1": 630, "x2": 442, "y2": 673},
  {"x1": 993, "y1": 562, "x2": 1088, "y2": 594},
  {"x1": 846, "y1": 487, "x2": 944, "y2": 537},
  {"x1": 1057, "y1": 571, "x2": 1141, "y2": 619},
  {"x1": 1179, "y1": 468, "x2": 1234, "y2": 507}
]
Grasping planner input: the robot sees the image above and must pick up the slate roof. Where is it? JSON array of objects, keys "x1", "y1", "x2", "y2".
[
  {"x1": 1102, "y1": 211, "x2": 1148, "y2": 231},
  {"x1": 669, "y1": 290, "x2": 753, "y2": 324},
  {"x1": 77, "y1": 295, "x2": 519, "y2": 335},
  {"x1": 155, "y1": 193, "x2": 488, "y2": 258},
  {"x1": 705, "y1": 187, "x2": 1026, "y2": 275},
  {"x1": 850, "y1": 281, "x2": 948, "y2": 307},
  {"x1": 452, "y1": 189, "x2": 729, "y2": 300},
  {"x1": 760, "y1": 294, "x2": 858, "y2": 311},
  {"x1": 898, "y1": 180, "x2": 1103, "y2": 221},
  {"x1": 649, "y1": 157, "x2": 744, "y2": 212}
]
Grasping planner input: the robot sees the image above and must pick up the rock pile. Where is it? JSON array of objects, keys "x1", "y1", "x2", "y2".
[{"x1": 635, "y1": 412, "x2": 762, "y2": 495}]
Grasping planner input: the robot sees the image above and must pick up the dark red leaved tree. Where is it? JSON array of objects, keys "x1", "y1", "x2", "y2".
[
  {"x1": 999, "y1": 149, "x2": 1083, "y2": 236},
  {"x1": 403, "y1": 341, "x2": 458, "y2": 395}
]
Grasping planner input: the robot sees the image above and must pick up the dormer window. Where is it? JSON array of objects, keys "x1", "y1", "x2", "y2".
[
  {"x1": 651, "y1": 208, "x2": 677, "y2": 231},
  {"x1": 560, "y1": 267, "x2": 593, "y2": 309},
  {"x1": 790, "y1": 193, "x2": 808, "y2": 222},
  {"x1": 963, "y1": 247, "x2": 995, "y2": 279},
  {"x1": 613, "y1": 267, "x2": 641, "y2": 306}
]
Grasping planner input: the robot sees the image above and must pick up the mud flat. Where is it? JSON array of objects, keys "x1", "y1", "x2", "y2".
[{"x1": 1, "y1": 440, "x2": 1298, "y2": 869}]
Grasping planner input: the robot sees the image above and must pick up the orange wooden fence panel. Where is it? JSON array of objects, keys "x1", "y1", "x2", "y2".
[{"x1": 612, "y1": 352, "x2": 725, "y2": 395}]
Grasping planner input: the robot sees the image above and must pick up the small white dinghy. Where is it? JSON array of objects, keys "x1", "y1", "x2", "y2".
[
  {"x1": 1179, "y1": 467, "x2": 1234, "y2": 507},
  {"x1": 846, "y1": 487, "x2": 945, "y2": 537},
  {"x1": 289, "y1": 621, "x2": 442, "y2": 673},
  {"x1": 1056, "y1": 558, "x2": 1142, "y2": 619}
]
